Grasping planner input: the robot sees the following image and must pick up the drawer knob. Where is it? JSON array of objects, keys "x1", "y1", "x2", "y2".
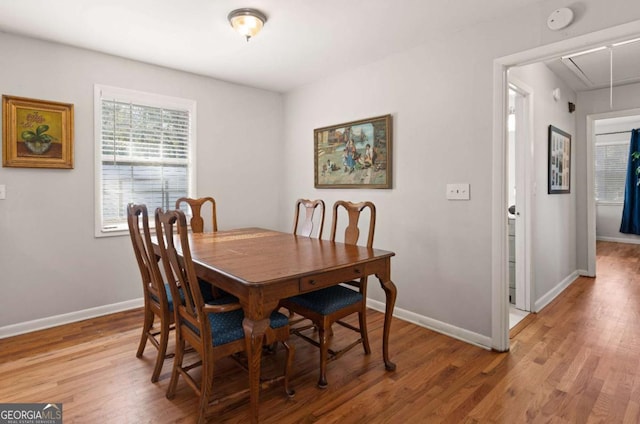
[
  {"x1": 354, "y1": 269, "x2": 361, "y2": 274},
  {"x1": 309, "y1": 280, "x2": 316, "y2": 285}
]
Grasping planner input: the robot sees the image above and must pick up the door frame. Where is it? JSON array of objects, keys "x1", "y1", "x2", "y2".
[
  {"x1": 508, "y1": 78, "x2": 534, "y2": 312},
  {"x1": 491, "y1": 20, "x2": 640, "y2": 351}
]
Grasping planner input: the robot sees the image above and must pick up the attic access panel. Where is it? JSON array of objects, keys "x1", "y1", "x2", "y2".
[{"x1": 561, "y1": 41, "x2": 640, "y2": 89}]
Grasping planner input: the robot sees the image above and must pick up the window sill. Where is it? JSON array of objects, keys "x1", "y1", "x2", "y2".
[{"x1": 596, "y1": 201, "x2": 624, "y2": 206}]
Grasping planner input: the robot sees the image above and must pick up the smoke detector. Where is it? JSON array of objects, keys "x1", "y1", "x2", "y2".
[{"x1": 547, "y1": 8, "x2": 574, "y2": 31}]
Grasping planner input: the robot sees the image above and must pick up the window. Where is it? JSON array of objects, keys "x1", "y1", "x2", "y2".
[
  {"x1": 594, "y1": 139, "x2": 629, "y2": 204},
  {"x1": 95, "y1": 85, "x2": 196, "y2": 237}
]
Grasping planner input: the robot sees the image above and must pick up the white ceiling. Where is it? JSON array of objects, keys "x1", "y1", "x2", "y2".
[{"x1": 0, "y1": 0, "x2": 545, "y2": 93}]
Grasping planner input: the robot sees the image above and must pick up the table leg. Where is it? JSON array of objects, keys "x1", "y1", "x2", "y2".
[
  {"x1": 379, "y1": 277, "x2": 397, "y2": 371},
  {"x1": 243, "y1": 316, "x2": 269, "y2": 424}
]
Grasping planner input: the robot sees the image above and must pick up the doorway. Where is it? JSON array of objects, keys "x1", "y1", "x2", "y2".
[
  {"x1": 587, "y1": 109, "x2": 640, "y2": 259},
  {"x1": 491, "y1": 21, "x2": 640, "y2": 352},
  {"x1": 507, "y1": 81, "x2": 532, "y2": 329}
]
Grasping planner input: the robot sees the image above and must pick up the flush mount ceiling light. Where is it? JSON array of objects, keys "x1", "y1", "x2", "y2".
[{"x1": 228, "y1": 8, "x2": 267, "y2": 42}]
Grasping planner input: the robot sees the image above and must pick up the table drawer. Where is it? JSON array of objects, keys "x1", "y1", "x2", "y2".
[{"x1": 299, "y1": 266, "x2": 365, "y2": 292}]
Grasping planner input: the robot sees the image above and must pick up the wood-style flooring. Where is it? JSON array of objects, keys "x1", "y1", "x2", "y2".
[{"x1": 1, "y1": 241, "x2": 639, "y2": 423}]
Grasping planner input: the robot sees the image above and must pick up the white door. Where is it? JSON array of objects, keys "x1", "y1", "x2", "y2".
[{"x1": 509, "y1": 81, "x2": 532, "y2": 312}]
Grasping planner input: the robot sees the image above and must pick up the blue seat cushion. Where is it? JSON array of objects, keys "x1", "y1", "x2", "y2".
[
  {"x1": 150, "y1": 283, "x2": 184, "y2": 312},
  {"x1": 152, "y1": 280, "x2": 227, "y2": 311},
  {"x1": 287, "y1": 285, "x2": 363, "y2": 315},
  {"x1": 198, "y1": 278, "x2": 217, "y2": 303},
  {"x1": 185, "y1": 305, "x2": 289, "y2": 347}
]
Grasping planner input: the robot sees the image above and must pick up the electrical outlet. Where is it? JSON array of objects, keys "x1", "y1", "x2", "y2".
[
  {"x1": 0, "y1": 184, "x2": 5, "y2": 200},
  {"x1": 446, "y1": 183, "x2": 470, "y2": 200}
]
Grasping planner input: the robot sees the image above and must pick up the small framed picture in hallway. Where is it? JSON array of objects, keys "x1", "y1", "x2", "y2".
[{"x1": 548, "y1": 125, "x2": 571, "y2": 194}]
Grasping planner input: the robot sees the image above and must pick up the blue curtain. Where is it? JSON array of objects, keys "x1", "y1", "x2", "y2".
[{"x1": 620, "y1": 128, "x2": 640, "y2": 234}]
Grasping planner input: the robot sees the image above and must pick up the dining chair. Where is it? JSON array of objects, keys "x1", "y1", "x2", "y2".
[
  {"x1": 156, "y1": 208, "x2": 295, "y2": 423},
  {"x1": 176, "y1": 195, "x2": 230, "y2": 300},
  {"x1": 175, "y1": 196, "x2": 217, "y2": 233},
  {"x1": 292, "y1": 198, "x2": 325, "y2": 238},
  {"x1": 126, "y1": 203, "x2": 178, "y2": 383},
  {"x1": 280, "y1": 200, "x2": 375, "y2": 388}
]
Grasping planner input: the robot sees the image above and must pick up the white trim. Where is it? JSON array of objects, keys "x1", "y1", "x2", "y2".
[
  {"x1": 577, "y1": 269, "x2": 590, "y2": 276},
  {"x1": 0, "y1": 298, "x2": 143, "y2": 339},
  {"x1": 533, "y1": 271, "x2": 579, "y2": 313},
  {"x1": 367, "y1": 299, "x2": 492, "y2": 350},
  {"x1": 492, "y1": 59, "x2": 510, "y2": 352},
  {"x1": 96, "y1": 84, "x2": 197, "y2": 110},
  {"x1": 492, "y1": 19, "x2": 640, "y2": 351},
  {"x1": 508, "y1": 77, "x2": 535, "y2": 313},
  {"x1": 597, "y1": 236, "x2": 640, "y2": 244},
  {"x1": 586, "y1": 115, "x2": 597, "y2": 277},
  {"x1": 596, "y1": 201, "x2": 624, "y2": 206}
]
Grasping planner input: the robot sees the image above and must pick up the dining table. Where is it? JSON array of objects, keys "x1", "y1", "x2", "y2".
[{"x1": 154, "y1": 227, "x2": 397, "y2": 423}]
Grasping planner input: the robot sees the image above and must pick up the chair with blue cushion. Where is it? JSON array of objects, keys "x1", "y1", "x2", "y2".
[
  {"x1": 156, "y1": 208, "x2": 294, "y2": 423},
  {"x1": 292, "y1": 198, "x2": 325, "y2": 238},
  {"x1": 280, "y1": 200, "x2": 376, "y2": 388},
  {"x1": 127, "y1": 203, "x2": 177, "y2": 383}
]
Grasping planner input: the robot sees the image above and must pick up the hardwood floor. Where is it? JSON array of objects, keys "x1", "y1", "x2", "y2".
[{"x1": 1, "y1": 241, "x2": 639, "y2": 423}]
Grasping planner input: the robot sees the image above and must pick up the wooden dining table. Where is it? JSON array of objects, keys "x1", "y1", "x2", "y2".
[{"x1": 155, "y1": 227, "x2": 397, "y2": 423}]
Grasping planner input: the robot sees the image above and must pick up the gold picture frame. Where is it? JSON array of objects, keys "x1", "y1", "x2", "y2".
[
  {"x1": 2, "y1": 95, "x2": 74, "y2": 169},
  {"x1": 314, "y1": 114, "x2": 392, "y2": 189}
]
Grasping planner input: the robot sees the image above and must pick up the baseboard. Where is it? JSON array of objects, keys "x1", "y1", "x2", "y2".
[
  {"x1": 533, "y1": 270, "x2": 579, "y2": 313},
  {"x1": 577, "y1": 269, "x2": 593, "y2": 277},
  {"x1": 367, "y1": 299, "x2": 492, "y2": 350},
  {"x1": 4, "y1": 295, "x2": 493, "y2": 349},
  {"x1": 0, "y1": 298, "x2": 144, "y2": 339},
  {"x1": 597, "y1": 236, "x2": 640, "y2": 244}
]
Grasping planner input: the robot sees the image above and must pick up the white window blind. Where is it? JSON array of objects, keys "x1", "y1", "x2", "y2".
[
  {"x1": 95, "y1": 85, "x2": 195, "y2": 236},
  {"x1": 594, "y1": 141, "x2": 629, "y2": 203}
]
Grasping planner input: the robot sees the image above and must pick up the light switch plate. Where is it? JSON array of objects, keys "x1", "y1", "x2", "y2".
[
  {"x1": 0, "y1": 184, "x2": 5, "y2": 200},
  {"x1": 446, "y1": 183, "x2": 470, "y2": 200}
]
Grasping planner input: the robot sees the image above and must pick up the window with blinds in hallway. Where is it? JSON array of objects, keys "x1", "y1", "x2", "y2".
[
  {"x1": 95, "y1": 85, "x2": 195, "y2": 237},
  {"x1": 594, "y1": 140, "x2": 629, "y2": 204}
]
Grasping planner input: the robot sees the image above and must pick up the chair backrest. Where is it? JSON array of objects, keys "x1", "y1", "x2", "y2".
[
  {"x1": 126, "y1": 203, "x2": 169, "y2": 310},
  {"x1": 330, "y1": 201, "x2": 376, "y2": 248},
  {"x1": 293, "y1": 198, "x2": 325, "y2": 238},
  {"x1": 175, "y1": 197, "x2": 217, "y2": 233},
  {"x1": 155, "y1": 208, "x2": 211, "y2": 346}
]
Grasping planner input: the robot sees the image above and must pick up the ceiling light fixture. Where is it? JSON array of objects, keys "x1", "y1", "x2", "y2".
[{"x1": 228, "y1": 8, "x2": 267, "y2": 42}]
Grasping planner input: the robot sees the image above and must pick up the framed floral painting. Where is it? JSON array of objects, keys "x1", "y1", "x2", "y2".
[{"x1": 2, "y1": 95, "x2": 74, "y2": 169}]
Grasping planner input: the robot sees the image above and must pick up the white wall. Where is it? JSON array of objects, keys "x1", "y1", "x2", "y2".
[
  {"x1": 0, "y1": 33, "x2": 284, "y2": 328},
  {"x1": 597, "y1": 204, "x2": 640, "y2": 242},
  {"x1": 576, "y1": 82, "x2": 640, "y2": 267},
  {"x1": 282, "y1": 2, "x2": 640, "y2": 340},
  {"x1": 509, "y1": 63, "x2": 577, "y2": 306}
]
